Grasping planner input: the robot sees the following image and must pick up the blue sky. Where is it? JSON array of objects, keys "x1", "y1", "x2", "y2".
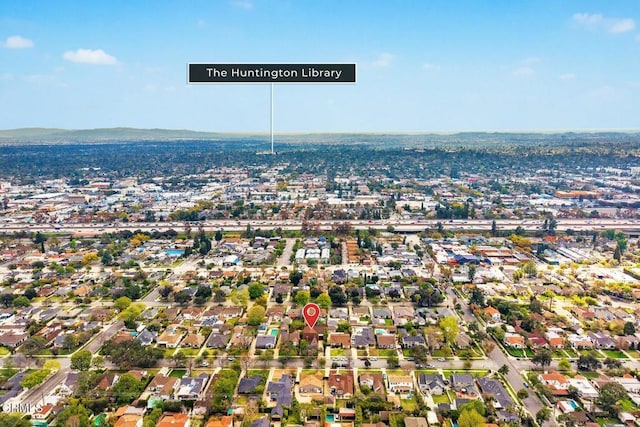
[{"x1": 1, "y1": 1, "x2": 639, "y2": 132}]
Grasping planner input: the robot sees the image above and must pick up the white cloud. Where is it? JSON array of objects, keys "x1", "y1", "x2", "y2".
[
  {"x1": 522, "y1": 57, "x2": 541, "y2": 66},
  {"x1": 0, "y1": 35, "x2": 34, "y2": 49},
  {"x1": 513, "y1": 67, "x2": 535, "y2": 76},
  {"x1": 560, "y1": 73, "x2": 575, "y2": 80},
  {"x1": 610, "y1": 18, "x2": 635, "y2": 33},
  {"x1": 573, "y1": 12, "x2": 604, "y2": 27},
  {"x1": 372, "y1": 52, "x2": 394, "y2": 68},
  {"x1": 573, "y1": 12, "x2": 636, "y2": 33},
  {"x1": 63, "y1": 48, "x2": 118, "y2": 65},
  {"x1": 422, "y1": 63, "x2": 441, "y2": 71},
  {"x1": 231, "y1": 0, "x2": 253, "y2": 9}
]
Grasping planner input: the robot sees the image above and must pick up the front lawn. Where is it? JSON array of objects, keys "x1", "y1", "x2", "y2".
[
  {"x1": 331, "y1": 349, "x2": 346, "y2": 357},
  {"x1": 432, "y1": 347, "x2": 453, "y2": 358},
  {"x1": 378, "y1": 349, "x2": 397, "y2": 358},
  {"x1": 432, "y1": 393, "x2": 450, "y2": 404},
  {"x1": 579, "y1": 371, "x2": 600, "y2": 379},
  {"x1": 169, "y1": 369, "x2": 186, "y2": 378},
  {"x1": 603, "y1": 350, "x2": 628, "y2": 359},
  {"x1": 626, "y1": 350, "x2": 640, "y2": 359},
  {"x1": 564, "y1": 348, "x2": 579, "y2": 358},
  {"x1": 441, "y1": 369, "x2": 490, "y2": 378},
  {"x1": 177, "y1": 348, "x2": 200, "y2": 357},
  {"x1": 401, "y1": 399, "x2": 417, "y2": 411}
]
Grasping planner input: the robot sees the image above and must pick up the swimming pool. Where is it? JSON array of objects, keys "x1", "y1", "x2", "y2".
[
  {"x1": 165, "y1": 249, "x2": 184, "y2": 256},
  {"x1": 326, "y1": 415, "x2": 335, "y2": 422},
  {"x1": 374, "y1": 328, "x2": 387, "y2": 335},
  {"x1": 270, "y1": 329, "x2": 279, "y2": 336}
]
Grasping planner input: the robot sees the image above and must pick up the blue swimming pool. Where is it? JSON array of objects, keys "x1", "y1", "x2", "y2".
[{"x1": 166, "y1": 249, "x2": 184, "y2": 256}]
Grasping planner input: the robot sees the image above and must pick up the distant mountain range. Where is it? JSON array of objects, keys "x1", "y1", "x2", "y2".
[
  {"x1": 0, "y1": 127, "x2": 638, "y2": 148},
  {"x1": 0, "y1": 127, "x2": 230, "y2": 143}
]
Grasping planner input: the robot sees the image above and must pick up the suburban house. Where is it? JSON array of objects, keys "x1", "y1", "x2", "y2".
[
  {"x1": 359, "y1": 373, "x2": 385, "y2": 394},
  {"x1": 544, "y1": 331, "x2": 565, "y2": 349},
  {"x1": 485, "y1": 306, "x2": 501, "y2": 322},
  {"x1": 328, "y1": 333, "x2": 352, "y2": 349},
  {"x1": 538, "y1": 372, "x2": 570, "y2": 396},
  {"x1": 567, "y1": 376, "x2": 599, "y2": 399},
  {"x1": 387, "y1": 375, "x2": 414, "y2": 394},
  {"x1": 450, "y1": 374, "x2": 478, "y2": 398},
  {"x1": 238, "y1": 375, "x2": 263, "y2": 395},
  {"x1": 328, "y1": 372, "x2": 354, "y2": 399},
  {"x1": 476, "y1": 377, "x2": 518, "y2": 422},
  {"x1": 146, "y1": 374, "x2": 179, "y2": 401},
  {"x1": 157, "y1": 413, "x2": 190, "y2": 427},
  {"x1": 181, "y1": 333, "x2": 205, "y2": 348},
  {"x1": 376, "y1": 334, "x2": 397, "y2": 349},
  {"x1": 504, "y1": 333, "x2": 525, "y2": 349},
  {"x1": 588, "y1": 332, "x2": 616, "y2": 349},
  {"x1": 176, "y1": 374, "x2": 209, "y2": 400},
  {"x1": 267, "y1": 374, "x2": 294, "y2": 408},
  {"x1": 418, "y1": 373, "x2": 446, "y2": 395},
  {"x1": 299, "y1": 374, "x2": 323, "y2": 395},
  {"x1": 256, "y1": 335, "x2": 277, "y2": 350},
  {"x1": 157, "y1": 326, "x2": 185, "y2": 348}
]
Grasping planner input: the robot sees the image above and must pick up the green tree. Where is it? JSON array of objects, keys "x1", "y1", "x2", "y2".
[
  {"x1": 56, "y1": 404, "x2": 91, "y2": 427},
  {"x1": 558, "y1": 358, "x2": 571, "y2": 372},
  {"x1": 173, "y1": 290, "x2": 192, "y2": 304},
  {"x1": 469, "y1": 287, "x2": 485, "y2": 307},
  {"x1": 290, "y1": 270, "x2": 304, "y2": 286},
  {"x1": 92, "y1": 355, "x2": 105, "y2": 371},
  {"x1": 20, "y1": 336, "x2": 47, "y2": 356},
  {"x1": 328, "y1": 286, "x2": 348, "y2": 306},
  {"x1": 517, "y1": 388, "x2": 529, "y2": 400},
  {"x1": 43, "y1": 359, "x2": 61, "y2": 372},
  {"x1": 248, "y1": 282, "x2": 264, "y2": 300},
  {"x1": 597, "y1": 382, "x2": 628, "y2": 416},
  {"x1": 295, "y1": 290, "x2": 310, "y2": 307},
  {"x1": 0, "y1": 413, "x2": 31, "y2": 427},
  {"x1": 624, "y1": 321, "x2": 636, "y2": 335},
  {"x1": 236, "y1": 288, "x2": 250, "y2": 308},
  {"x1": 111, "y1": 373, "x2": 145, "y2": 404},
  {"x1": 317, "y1": 292, "x2": 331, "y2": 309},
  {"x1": 536, "y1": 408, "x2": 551, "y2": 425},
  {"x1": 34, "y1": 232, "x2": 47, "y2": 253},
  {"x1": 247, "y1": 305, "x2": 266, "y2": 326},
  {"x1": 12, "y1": 296, "x2": 30, "y2": 308},
  {"x1": 523, "y1": 260, "x2": 537, "y2": 278},
  {"x1": 439, "y1": 316, "x2": 459, "y2": 344},
  {"x1": 114, "y1": 296, "x2": 132, "y2": 311},
  {"x1": 529, "y1": 296, "x2": 543, "y2": 314},
  {"x1": 458, "y1": 408, "x2": 485, "y2": 427},
  {"x1": 387, "y1": 353, "x2": 399, "y2": 368},
  {"x1": 498, "y1": 364, "x2": 509, "y2": 375},
  {"x1": 20, "y1": 369, "x2": 50, "y2": 389},
  {"x1": 531, "y1": 348, "x2": 552, "y2": 368},
  {"x1": 215, "y1": 229, "x2": 223, "y2": 241},
  {"x1": 577, "y1": 352, "x2": 601, "y2": 371},
  {"x1": 71, "y1": 349, "x2": 93, "y2": 371}
]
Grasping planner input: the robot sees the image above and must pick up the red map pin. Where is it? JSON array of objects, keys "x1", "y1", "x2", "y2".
[{"x1": 302, "y1": 303, "x2": 320, "y2": 329}]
